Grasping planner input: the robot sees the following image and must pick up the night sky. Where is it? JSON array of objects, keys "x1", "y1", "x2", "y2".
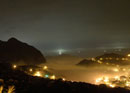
[{"x1": 0, "y1": 0, "x2": 130, "y2": 56}]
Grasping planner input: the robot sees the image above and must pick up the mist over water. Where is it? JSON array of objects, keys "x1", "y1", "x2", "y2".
[{"x1": 42, "y1": 55, "x2": 129, "y2": 84}]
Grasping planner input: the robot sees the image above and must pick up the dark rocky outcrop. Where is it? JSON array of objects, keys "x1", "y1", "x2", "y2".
[
  {"x1": 77, "y1": 53, "x2": 129, "y2": 66},
  {"x1": 95, "y1": 53, "x2": 127, "y2": 63},
  {"x1": 0, "y1": 37, "x2": 46, "y2": 65},
  {"x1": 95, "y1": 53, "x2": 126, "y2": 60},
  {"x1": 77, "y1": 59, "x2": 97, "y2": 66}
]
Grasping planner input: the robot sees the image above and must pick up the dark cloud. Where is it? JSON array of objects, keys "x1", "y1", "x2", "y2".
[{"x1": 0, "y1": 0, "x2": 130, "y2": 55}]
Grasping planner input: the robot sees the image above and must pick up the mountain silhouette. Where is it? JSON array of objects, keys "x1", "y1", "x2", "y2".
[
  {"x1": 77, "y1": 59, "x2": 97, "y2": 66},
  {"x1": 95, "y1": 53, "x2": 126, "y2": 60},
  {"x1": 0, "y1": 37, "x2": 46, "y2": 65}
]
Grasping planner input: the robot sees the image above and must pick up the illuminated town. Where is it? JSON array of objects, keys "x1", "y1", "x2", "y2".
[
  {"x1": 0, "y1": 0, "x2": 130, "y2": 93},
  {"x1": 9, "y1": 53, "x2": 130, "y2": 91}
]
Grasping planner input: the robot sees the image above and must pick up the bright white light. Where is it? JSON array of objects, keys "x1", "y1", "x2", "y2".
[
  {"x1": 59, "y1": 50, "x2": 62, "y2": 55},
  {"x1": 96, "y1": 78, "x2": 102, "y2": 83},
  {"x1": 109, "y1": 84, "x2": 115, "y2": 88},
  {"x1": 104, "y1": 77, "x2": 109, "y2": 83},
  {"x1": 57, "y1": 49, "x2": 65, "y2": 55}
]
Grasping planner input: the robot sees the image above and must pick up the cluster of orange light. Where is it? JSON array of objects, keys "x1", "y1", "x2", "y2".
[
  {"x1": 32, "y1": 66, "x2": 66, "y2": 81},
  {"x1": 95, "y1": 75, "x2": 130, "y2": 89}
]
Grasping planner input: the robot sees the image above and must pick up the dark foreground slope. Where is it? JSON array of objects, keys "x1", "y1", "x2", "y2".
[
  {"x1": 0, "y1": 62, "x2": 129, "y2": 93},
  {"x1": 0, "y1": 38, "x2": 46, "y2": 65}
]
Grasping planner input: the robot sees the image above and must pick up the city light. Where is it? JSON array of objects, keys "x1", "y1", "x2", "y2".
[
  {"x1": 96, "y1": 78, "x2": 102, "y2": 83},
  {"x1": 50, "y1": 75, "x2": 56, "y2": 80},
  {"x1": 109, "y1": 84, "x2": 115, "y2": 88},
  {"x1": 114, "y1": 76, "x2": 120, "y2": 80},
  {"x1": 29, "y1": 68, "x2": 33, "y2": 72},
  {"x1": 43, "y1": 66, "x2": 48, "y2": 70},
  {"x1": 128, "y1": 54, "x2": 130, "y2": 57},
  {"x1": 62, "y1": 78, "x2": 66, "y2": 81},
  {"x1": 13, "y1": 65, "x2": 17, "y2": 69},
  {"x1": 34, "y1": 71, "x2": 42, "y2": 77},
  {"x1": 104, "y1": 77, "x2": 109, "y2": 83},
  {"x1": 122, "y1": 68, "x2": 126, "y2": 71},
  {"x1": 95, "y1": 74, "x2": 130, "y2": 90},
  {"x1": 113, "y1": 68, "x2": 119, "y2": 72},
  {"x1": 45, "y1": 74, "x2": 49, "y2": 78}
]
